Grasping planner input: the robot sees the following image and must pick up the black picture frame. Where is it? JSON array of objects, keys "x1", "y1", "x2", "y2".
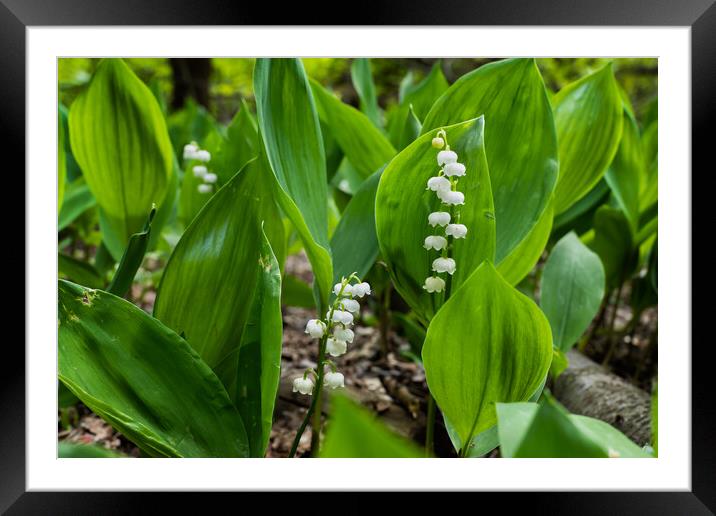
[{"x1": 4, "y1": 0, "x2": 711, "y2": 512}]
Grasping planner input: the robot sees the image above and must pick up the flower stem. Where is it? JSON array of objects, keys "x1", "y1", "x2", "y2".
[{"x1": 289, "y1": 335, "x2": 327, "y2": 458}]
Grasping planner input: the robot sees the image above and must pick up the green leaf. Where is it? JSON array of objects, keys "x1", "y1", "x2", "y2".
[
  {"x1": 396, "y1": 104, "x2": 423, "y2": 151},
  {"x1": 235, "y1": 229, "x2": 283, "y2": 457},
  {"x1": 281, "y1": 274, "x2": 316, "y2": 309},
  {"x1": 589, "y1": 206, "x2": 637, "y2": 289},
  {"x1": 541, "y1": 232, "x2": 605, "y2": 352},
  {"x1": 422, "y1": 58, "x2": 558, "y2": 262},
  {"x1": 58, "y1": 280, "x2": 249, "y2": 457},
  {"x1": 69, "y1": 59, "x2": 173, "y2": 260},
  {"x1": 552, "y1": 179, "x2": 610, "y2": 236},
  {"x1": 400, "y1": 61, "x2": 450, "y2": 122},
  {"x1": 58, "y1": 179, "x2": 96, "y2": 231},
  {"x1": 422, "y1": 262, "x2": 553, "y2": 447},
  {"x1": 376, "y1": 117, "x2": 496, "y2": 323},
  {"x1": 58, "y1": 442, "x2": 124, "y2": 458},
  {"x1": 331, "y1": 167, "x2": 383, "y2": 284},
  {"x1": 351, "y1": 58, "x2": 381, "y2": 128},
  {"x1": 605, "y1": 108, "x2": 643, "y2": 231},
  {"x1": 59, "y1": 103, "x2": 82, "y2": 182},
  {"x1": 154, "y1": 159, "x2": 278, "y2": 392},
  {"x1": 58, "y1": 110, "x2": 67, "y2": 213},
  {"x1": 215, "y1": 99, "x2": 259, "y2": 184},
  {"x1": 254, "y1": 58, "x2": 333, "y2": 311},
  {"x1": 320, "y1": 395, "x2": 422, "y2": 457},
  {"x1": 549, "y1": 347, "x2": 569, "y2": 379},
  {"x1": 311, "y1": 78, "x2": 396, "y2": 179},
  {"x1": 58, "y1": 253, "x2": 104, "y2": 289},
  {"x1": 640, "y1": 120, "x2": 658, "y2": 211},
  {"x1": 497, "y1": 395, "x2": 649, "y2": 458},
  {"x1": 553, "y1": 63, "x2": 624, "y2": 214},
  {"x1": 497, "y1": 201, "x2": 553, "y2": 286},
  {"x1": 106, "y1": 206, "x2": 156, "y2": 297}
]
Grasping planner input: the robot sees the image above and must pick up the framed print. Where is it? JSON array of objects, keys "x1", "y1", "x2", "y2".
[{"x1": 4, "y1": 0, "x2": 712, "y2": 511}]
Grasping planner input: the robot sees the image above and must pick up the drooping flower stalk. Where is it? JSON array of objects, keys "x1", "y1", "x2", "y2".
[{"x1": 288, "y1": 273, "x2": 371, "y2": 457}]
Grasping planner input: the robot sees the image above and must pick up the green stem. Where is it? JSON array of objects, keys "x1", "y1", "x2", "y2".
[
  {"x1": 289, "y1": 335, "x2": 327, "y2": 458},
  {"x1": 425, "y1": 393, "x2": 436, "y2": 457}
]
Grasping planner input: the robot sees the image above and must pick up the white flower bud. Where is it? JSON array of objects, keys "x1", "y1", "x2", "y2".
[
  {"x1": 326, "y1": 337, "x2": 347, "y2": 357},
  {"x1": 327, "y1": 310, "x2": 354, "y2": 326},
  {"x1": 193, "y1": 165, "x2": 207, "y2": 178},
  {"x1": 423, "y1": 276, "x2": 446, "y2": 293},
  {"x1": 333, "y1": 282, "x2": 353, "y2": 297},
  {"x1": 197, "y1": 184, "x2": 213, "y2": 194},
  {"x1": 183, "y1": 143, "x2": 198, "y2": 160},
  {"x1": 423, "y1": 235, "x2": 448, "y2": 251},
  {"x1": 428, "y1": 211, "x2": 451, "y2": 227},
  {"x1": 431, "y1": 137, "x2": 445, "y2": 149},
  {"x1": 432, "y1": 257, "x2": 457, "y2": 275},
  {"x1": 203, "y1": 172, "x2": 218, "y2": 184},
  {"x1": 195, "y1": 149, "x2": 211, "y2": 162},
  {"x1": 292, "y1": 376, "x2": 314, "y2": 395},
  {"x1": 324, "y1": 371, "x2": 345, "y2": 389},
  {"x1": 445, "y1": 223, "x2": 468, "y2": 239},
  {"x1": 427, "y1": 176, "x2": 451, "y2": 192},
  {"x1": 444, "y1": 162, "x2": 466, "y2": 177},
  {"x1": 437, "y1": 150, "x2": 458, "y2": 166},
  {"x1": 333, "y1": 327, "x2": 354, "y2": 343},
  {"x1": 352, "y1": 282, "x2": 371, "y2": 298},
  {"x1": 339, "y1": 298, "x2": 360, "y2": 313},
  {"x1": 305, "y1": 319, "x2": 327, "y2": 339},
  {"x1": 437, "y1": 189, "x2": 465, "y2": 206}
]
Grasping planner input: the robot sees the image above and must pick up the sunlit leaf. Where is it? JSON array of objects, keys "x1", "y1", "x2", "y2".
[
  {"x1": 605, "y1": 108, "x2": 643, "y2": 231},
  {"x1": 58, "y1": 179, "x2": 96, "y2": 231},
  {"x1": 58, "y1": 111, "x2": 66, "y2": 213},
  {"x1": 351, "y1": 58, "x2": 381, "y2": 128}
]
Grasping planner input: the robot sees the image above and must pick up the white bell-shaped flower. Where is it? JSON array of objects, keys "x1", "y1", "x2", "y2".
[
  {"x1": 424, "y1": 235, "x2": 448, "y2": 251},
  {"x1": 427, "y1": 176, "x2": 451, "y2": 192},
  {"x1": 445, "y1": 223, "x2": 468, "y2": 239},
  {"x1": 193, "y1": 165, "x2": 207, "y2": 178},
  {"x1": 444, "y1": 162, "x2": 466, "y2": 177},
  {"x1": 327, "y1": 310, "x2": 354, "y2": 326},
  {"x1": 339, "y1": 298, "x2": 360, "y2": 313},
  {"x1": 352, "y1": 282, "x2": 371, "y2": 298},
  {"x1": 431, "y1": 137, "x2": 445, "y2": 149},
  {"x1": 432, "y1": 257, "x2": 457, "y2": 275},
  {"x1": 437, "y1": 189, "x2": 465, "y2": 206},
  {"x1": 183, "y1": 143, "x2": 198, "y2": 160},
  {"x1": 324, "y1": 371, "x2": 345, "y2": 390},
  {"x1": 326, "y1": 337, "x2": 347, "y2": 357},
  {"x1": 292, "y1": 376, "x2": 314, "y2": 395},
  {"x1": 195, "y1": 149, "x2": 211, "y2": 162},
  {"x1": 305, "y1": 319, "x2": 327, "y2": 339},
  {"x1": 203, "y1": 173, "x2": 218, "y2": 184},
  {"x1": 333, "y1": 282, "x2": 353, "y2": 297},
  {"x1": 437, "y1": 150, "x2": 458, "y2": 166},
  {"x1": 333, "y1": 327, "x2": 354, "y2": 343},
  {"x1": 428, "y1": 211, "x2": 451, "y2": 227},
  {"x1": 423, "y1": 276, "x2": 446, "y2": 293},
  {"x1": 197, "y1": 184, "x2": 213, "y2": 194}
]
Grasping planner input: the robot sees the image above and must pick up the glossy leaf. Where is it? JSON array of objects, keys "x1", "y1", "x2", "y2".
[
  {"x1": 376, "y1": 117, "x2": 496, "y2": 323},
  {"x1": 605, "y1": 108, "x2": 643, "y2": 231},
  {"x1": 553, "y1": 63, "x2": 624, "y2": 214},
  {"x1": 154, "y1": 159, "x2": 278, "y2": 391},
  {"x1": 311, "y1": 78, "x2": 396, "y2": 179},
  {"x1": 422, "y1": 58, "x2": 558, "y2": 262},
  {"x1": 331, "y1": 167, "x2": 383, "y2": 284},
  {"x1": 58, "y1": 111, "x2": 67, "y2": 213},
  {"x1": 107, "y1": 206, "x2": 156, "y2": 297},
  {"x1": 400, "y1": 61, "x2": 450, "y2": 122},
  {"x1": 320, "y1": 395, "x2": 422, "y2": 458},
  {"x1": 541, "y1": 232, "x2": 605, "y2": 352},
  {"x1": 58, "y1": 280, "x2": 249, "y2": 457},
  {"x1": 351, "y1": 58, "x2": 381, "y2": 128},
  {"x1": 396, "y1": 105, "x2": 422, "y2": 151},
  {"x1": 69, "y1": 59, "x2": 173, "y2": 260},
  {"x1": 422, "y1": 262, "x2": 553, "y2": 447},
  {"x1": 58, "y1": 179, "x2": 96, "y2": 231},
  {"x1": 235, "y1": 230, "x2": 283, "y2": 457},
  {"x1": 215, "y1": 99, "x2": 259, "y2": 183},
  {"x1": 254, "y1": 59, "x2": 333, "y2": 311},
  {"x1": 589, "y1": 206, "x2": 637, "y2": 289}
]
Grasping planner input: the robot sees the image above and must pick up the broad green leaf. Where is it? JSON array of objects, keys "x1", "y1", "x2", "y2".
[
  {"x1": 422, "y1": 58, "x2": 558, "y2": 262},
  {"x1": 235, "y1": 230, "x2": 283, "y2": 457},
  {"x1": 311, "y1": 78, "x2": 396, "y2": 179},
  {"x1": 400, "y1": 61, "x2": 449, "y2": 122},
  {"x1": 541, "y1": 232, "x2": 605, "y2": 352},
  {"x1": 59, "y1": 103, "x2": 82, "y2": 182},
  {"x1": 320, "y1": 395, "x2": 422, "y2": 457},
  {"x1": 254, "y1": 58, "x2": 332, "y2": 311},
  {"x1": 589, "y1": 206, "x2": 637, "y2": 289},
  {"x1": 58, "y1": 111, "x2": 67, "y2": 213},
  {"x1": 58, "y1": 280, "x2": 249, "y2": 457},
  {"x1": 396, "y1": 105, "x2": 423, "y2": 151},
  {"x1": 422, "y1": 262, "x2": 553, "y2": 447},
  {"x1": 497, "y1": 201, "x2": 553, "y2": 286},
  {"x1": 154, "y1": 159, "x2": 278, "y2": 391},
  {"x1": 605, "y1": 109, "x2": 643, "y2": 231},
  {"x1": 640, "y1": 120, "x2": 658, "y2": 212},
  {"x1": 331, "y1": 167, "x2": 383, "y2": 284},
  {"x1": 351, "y1": 58, "x2": 381, "y2": 128},
  {"x1": 107, "y1": 206, "x2": 156, "y2": 297},
  {"x1": 58, "y1": 253, "x2": 104, "y2": 289},
  {"x1": 58, "y1": 179, "x2": 96, "y2": 231},
  {"x1": 215, "y1": 99, "x2": 259, "y2": 184},
  {"x1": 497, "y1": 396, "x2": 649, "y2": 458},
  {"x1": 69, "y1": 59, "x2": 173, "y2": 260},
  {"x1": 376, "y1": 117, "x2": 496, "y2": 323},
  {"x1": 552, "y1": 179, "x2": 610, "y2": 236},
  {"x1": 553, "y1": 63, "x2": 624, "y2": 214},
  {"x1": 281, "y1": 274, "x2": 316, "y2": 309},
  {"x1": 59, "y1": 443, "x2": 124, "y2": 458}
]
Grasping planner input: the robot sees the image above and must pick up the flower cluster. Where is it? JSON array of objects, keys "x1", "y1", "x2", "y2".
[
  {"x1": 183, "y1": 142, "x2": 217, "y2": 194},
  {"x1": 422, "y1": 130, "x2": 468, "y2": 294},
  {"x1": 293, "y1": 274, "x2": 371, "y2": 396}
]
